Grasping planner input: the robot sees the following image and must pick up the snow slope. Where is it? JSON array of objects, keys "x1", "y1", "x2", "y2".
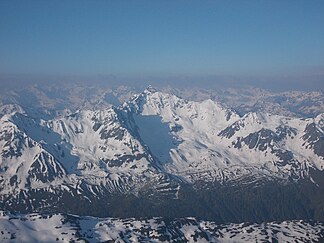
[{"x1": 0, "y1": 211, "x2": 323, "y2": 243}]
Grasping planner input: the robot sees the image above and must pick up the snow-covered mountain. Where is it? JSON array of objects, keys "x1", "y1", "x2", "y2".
[
  {"x1": 1, "y1": 83, "x2": 323, "y2": 120},
  {"x1": 170, "y1": 87, "x2": 324, "y2": 118},
  {"x1": 0, "y1": 87, "x2": 323, "y2": 221},
  {"x1": 1, "y1": 211, "x2": 323, "y2": 243},
  {"x1": 124, "y1": 87, "x2": 324, "y2": 182}
]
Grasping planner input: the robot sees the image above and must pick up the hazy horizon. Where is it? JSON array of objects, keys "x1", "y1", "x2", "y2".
[{"x1": 1, "y1": 0, "x2": 323, "y2": 91}]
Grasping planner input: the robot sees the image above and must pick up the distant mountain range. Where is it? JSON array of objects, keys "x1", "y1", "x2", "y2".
[
  {"x1": 1, "y1": 83, "x2": 323, "y2": 119},
  {"x1": 0, "y1": 86, "x2": 323, "y2": 223}
]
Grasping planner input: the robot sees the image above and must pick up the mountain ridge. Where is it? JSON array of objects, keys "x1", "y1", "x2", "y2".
[{"x1": 0, "y1": 87, "x2": 323, "y2": 221}]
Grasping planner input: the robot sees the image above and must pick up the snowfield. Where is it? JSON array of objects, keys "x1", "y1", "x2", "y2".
[{"x1": 0, "y1": 211, "x2": 323, "y2": 243}]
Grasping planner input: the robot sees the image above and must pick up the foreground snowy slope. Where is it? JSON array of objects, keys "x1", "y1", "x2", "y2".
[
  {"x1": 0, "y1": 211, "x2": 323, "y2": 243},
  {"x1": 0, "y1": 87, "x2": 323, "y2": 221}
]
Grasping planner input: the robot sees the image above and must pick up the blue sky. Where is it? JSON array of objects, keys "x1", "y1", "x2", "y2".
[{"x1": 0, "y1": 0, "x2": 323, "y2": 81}]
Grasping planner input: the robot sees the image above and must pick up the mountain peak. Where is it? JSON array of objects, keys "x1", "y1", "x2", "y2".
[{"x1": 144, "y1": 85, "x2": 158, "y2": 94}]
